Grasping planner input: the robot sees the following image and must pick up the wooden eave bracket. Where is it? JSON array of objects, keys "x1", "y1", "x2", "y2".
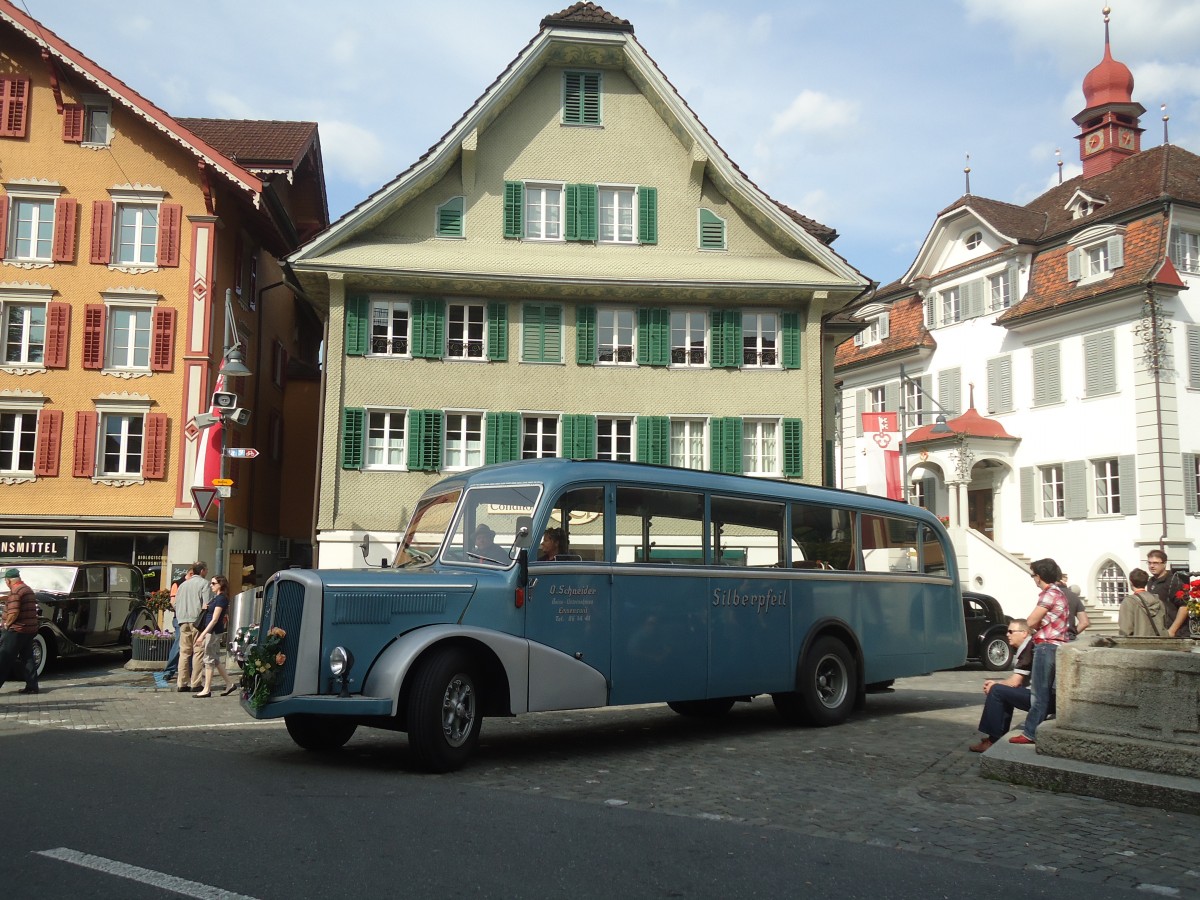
[
  {"x1": 690, "y1": 145, "x2": 708, "y2": 199},
  {"x1": 197, "y1": 160, "x2": 214, "y2": 216},
  {"x1": 461, "y1": 129, "x2": 479, "y2": 191},
  {"x1": 40, "y1": 48, "x2": 64, "y2": 114}
]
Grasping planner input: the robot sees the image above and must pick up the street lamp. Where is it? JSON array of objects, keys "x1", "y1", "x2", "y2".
[
  {"x1": 215, "y1": 288, "x2": 252, "y2": 578},
  {"x1": 898, "y1": 364, "x2": 952, "y2": 504}
]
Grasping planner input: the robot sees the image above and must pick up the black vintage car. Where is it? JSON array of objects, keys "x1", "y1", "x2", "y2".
[
  {"x1": 963, "y1": 590, "x2": 1013, "y2": 670},
  {"x1": 3, "y1": 561, "x2": 156, "y2": 677}
]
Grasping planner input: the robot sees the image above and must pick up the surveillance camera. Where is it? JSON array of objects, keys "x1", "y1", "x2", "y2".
[{"x1": 229, "y1": 407, "x2": 252, "y2": 426}]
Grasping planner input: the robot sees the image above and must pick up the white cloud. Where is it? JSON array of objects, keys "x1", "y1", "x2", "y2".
[
  {"x1": 770, "y1": 90, "x2": 859, "y2": 138},
  {"x1": 319, "y1": 121, "x2": 392, "y2": 189}
]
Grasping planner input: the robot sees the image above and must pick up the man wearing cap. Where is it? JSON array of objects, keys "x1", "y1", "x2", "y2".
[{"x1": 0, "y1": 567, "x2": 40, "y2": 695}]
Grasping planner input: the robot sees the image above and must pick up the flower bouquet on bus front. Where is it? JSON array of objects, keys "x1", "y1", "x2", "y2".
[{"x1": 234, "y1": 625, "x2": 288, "y2": 709}]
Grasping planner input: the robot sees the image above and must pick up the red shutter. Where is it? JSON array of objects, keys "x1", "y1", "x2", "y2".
[
  {"x1": 53, "y1": 197, "x2": 78, "y2": 262},
  {"x1": 44, "y1": 302, "x2": 70, "y2": 368},
  {"x1": 35, "y1": 410, "x2": 63, "y2": 477},
  {"x1": 0, "y1": 199, "x2": 7, "y2": 258},
  {"x1": 62, "y1": 103, "x2": 84, "y2": 142},
  {"x1": 73, "y1": 411, "x2": 97, "y2": 477},
  {"x1": 82, "y1": 304, "x2": 106, "y2": 369},
  {"x1": 142, "y1": 413, "x2": 168, "y2": 479},
  {"x1": 151, "y1": 306, "x2": 176, "y2": 371},
  {"x1": 90, "y1": 200, "x2": 113, "y2": 264},
  {"x1": 0, "y1": 77, "x2": 30, "y2": 138},
  {"x1": 158, "y1": 203, "x2": 182, "y2": 267}
]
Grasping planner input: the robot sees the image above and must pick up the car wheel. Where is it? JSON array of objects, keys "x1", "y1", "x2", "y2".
[
  {"x1": 406, "y1": 647, "x2": 482, "y2": 773},
  {"x1": 284, "y1": 714, "x2": 358, "y2": 752},
  {"x1": 32, "y1": 631, "x2": 53, "y2": 679},
  {"x1": 667, "y1": 698, "x2": 735, "y2": 717},
  {"x1": 982, "y1": 635, "x2": 1014, "y2": 671}
]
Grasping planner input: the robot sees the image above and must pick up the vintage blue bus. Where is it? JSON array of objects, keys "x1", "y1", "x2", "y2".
[{"x1": 243, "y1": 459, "x2": 965, "y2": 771}]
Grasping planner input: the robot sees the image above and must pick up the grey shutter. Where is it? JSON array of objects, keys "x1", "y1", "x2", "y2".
[
  {"x1": 986, "y1": 356, "x2": 1013, "y2": 414},
  {"x1": 1183, "y1": 453, "x2": 1198, "y2": 517},
  {"x1": 856, "y1": 390, "x2": 866, "y2": 437},
  {"x1": 1020, "y1": 467, "x2": 1034, "y2": 522},
  {"x1": 963, "y1": 279, "x2": 985, "y2": 319},
  {"x1": 1084, "y1": 330, "x2": 1116, "y2": 396},
  {"x1": 921, "y1": 476, "x2": 937, "y2": 514},
  {"x1": 1067, "y1": 249, "x2": 1080, "y2": 282},
  {"x1": 1032, "y1": 344, "x2": 1061, "y2": 406},
  {"x1": 1107, "y1": 235, "x2": 1124, "y2": 269},
  {"x1": 879, "y1": 313, "x2": 890, "y2": 339},
  {"x1": 1118, "y1": 455, "x2": 1137, "y2": 516},
  {"x1": 1065, "y1": 460, "x2": 1087, "y2": 519},
  {"x1": 884, "y1": 381, "x2": 900, "y2": 413},
  {"x1": 1004, "y1": 262, "x2": 1018, "y2": 308},
  {"x1": 1188, "y1": 326, "x2": 1200, "y2": 390},
  {"x1": 1170, "y1": 227, "x2": 1182, "y2": 266},
  {"x1": 938, "y1": 368, "x2": 961, "y2": 417},
  {"x1": 924, "y1": 293, "x2": 936, "y2": 328}
]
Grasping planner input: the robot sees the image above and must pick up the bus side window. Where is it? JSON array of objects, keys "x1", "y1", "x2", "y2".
[
  {"x1": 860, "y1": 513, "x2": 920, "y2": 573},
  {"x1": 789, "y1": 502, "x2": 855, "y2": 570},
  {"x1": 616, "y1": 486, "x2": 704, "y2": 565},
  {"x1": 710, "y1": 495, "x2": 785, "y2": 568},
  {"x1": 544, "y1": 486, "x2": 606, "y2": 562}
]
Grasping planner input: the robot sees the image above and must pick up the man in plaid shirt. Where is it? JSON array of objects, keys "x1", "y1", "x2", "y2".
[{"x1": 1008, "y1": 557, "x2": 1069, "y2": 745}]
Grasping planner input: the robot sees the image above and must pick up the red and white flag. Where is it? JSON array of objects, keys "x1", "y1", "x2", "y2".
[{"x1": 861, "y1": 411, "x2": 902, "y2": 501}]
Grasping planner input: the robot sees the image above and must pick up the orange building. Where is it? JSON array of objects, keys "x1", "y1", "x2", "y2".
[{"x1": 0, "y1": 1, "x2": 327, "y2": 591}]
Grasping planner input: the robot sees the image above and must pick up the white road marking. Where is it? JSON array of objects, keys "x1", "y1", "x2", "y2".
[{"x1": 37, "y1": 847, "x2": 260, "y2": 900}]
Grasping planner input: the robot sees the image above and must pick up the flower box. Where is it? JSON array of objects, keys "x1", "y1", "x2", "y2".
[{"x1": 131, "y1": 635, "x2": 172, "y2": 662}]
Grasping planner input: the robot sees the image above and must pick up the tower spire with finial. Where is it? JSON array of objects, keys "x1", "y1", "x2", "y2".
[
  {"x1": 964, "y1": 153, "x2": 971, "y2": 195},
  {"x1": 1162, "y1": 103, "x2": 1170, "y2": 144},
  {"x1": 1055, "y1": 148, "x2": 1063, "y2": 184},
  {"x1": 1074, "y1": 5, "x2": 1144, "y2": 177}
]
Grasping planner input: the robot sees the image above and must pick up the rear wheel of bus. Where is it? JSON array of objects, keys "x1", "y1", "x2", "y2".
[
  {"x1": 772, "y1": 636, "x2": 856, "y2": 727},
  {"x1": 407, "y1": 647, "x2": 481, "y2": 773}
]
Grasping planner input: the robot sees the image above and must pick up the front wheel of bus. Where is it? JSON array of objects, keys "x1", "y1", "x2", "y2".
[
  {"x1": 285, "y1": 714, "x2": 358, "y2": 752},
  {"x1": 407, "y1": 648, "x2": 481, "y2": 773},
  {"x1": 775, "y1": 637, "x2": 856, "y2": 727}
]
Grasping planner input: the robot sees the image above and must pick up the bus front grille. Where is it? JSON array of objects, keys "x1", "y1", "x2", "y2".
[{"x1": 262, "y1": 578, "x2": 305, "y2": 700}]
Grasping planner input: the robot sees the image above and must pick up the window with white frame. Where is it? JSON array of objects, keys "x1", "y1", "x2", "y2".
[
  {"x1": 869, "y1": 386, "x2": 886, "y2": 413},
  {"x1": 1094, "y1": 458, "x2": 1120, "y2": 515},
  {"x1": 597, "y1": 416, "x2": 633, "y2": 461},
  {"x1": 742, "y1": 312, "x2": 778, "y2": 367},
  {"x1": 742, "y1": 419, "x2": 780, "y2": 475},
  {"x1": 115, "y1": 203, "x2": 159, "y2": 266},
  {"x1": 965, "y1": 231, "x2": 982, "y2": 250},
  {"x1": 106, "y1": 306, "x2": 152, "y2": 369},
  {"x1": 3, "y1": 302, "x2": 45, "y2": 365},
  {"x1": 669, "y1": 418, "x2": 706, "y2": 470},
  {"x1": 854, "y1": 313, "x2": 889, "y2": 348},
  {"x1": 598, "y1": 187, "x2": 635, "y2": 243},
  {"x1": 597, "y1": 307, "x2": 635, "y2": 364},
  {"x1": 1069, "y1": 232, "x2": 1124, "y2": 283},
  {"x1": 904, "y1": 379, "x2": 924, "y2": 426},
  {"x1": 1170, "y1": 228, "x2": 1200, "y2": 274},
  {"x1": 370, "y1": 298, "x2": 410, "y2": 356},
  {"x1": 8, "y1": 197, "x2": 54, "y2": 261},
  {"x1": 1040, "y1": 464, "x2": 1065, "y2": 519},
  {"x1": 366, "y1": 410, "x2": 406, "y2": 470},
  {"x1": 988, "y1": 271, "x2": 1011, "y2": 310},
  {"x1": 911, "y1": 480, "x2": 927, "y2": 509},
  {"x1": 444, "y1": 413, "x2": 483, "y2": 470},
  {"x1": 0, "y1": 409, "x2": 37, "y2": 474},
  {"x1": 670, "y1": 310, "x2": 707, "y2": 366},
  {"x1": 447, "y1": 302, "x2": 486, "y2": 359},
  {"x1": 100, "y1": 412, "x2": 144, "y2": 477},
  {"x1": 523, "y1": 184, "x2": 563, "y2": 241},
  {"x1": 1096, "y1": 560, "x2": 1126, "y2": 606},
  {"x1": 83, "y1": 99, "x2": 111, "y2": 145},
  {"x1": 940, "y1": 287, "x2": 961, "y2": 325},
  {"x1": 522, "y1": 415, "x2": 558, "y2": 459}
]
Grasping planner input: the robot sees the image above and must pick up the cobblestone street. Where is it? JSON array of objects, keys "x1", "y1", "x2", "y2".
[{"x1": 2, "y1": 661, "x2": 1195, "y2": 896}]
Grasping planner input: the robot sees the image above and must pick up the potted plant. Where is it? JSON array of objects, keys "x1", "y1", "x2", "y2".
[
  {"x1": 130, "y1": 627, "x2": 174, "y2": 661},
  {"x1": 146, "y1": 588, "x2": 173, "y2": 630}
]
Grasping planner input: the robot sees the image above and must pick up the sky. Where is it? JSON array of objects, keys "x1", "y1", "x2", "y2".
[{"x1": 17, "y1": 0, "x2": 1200, "y2": 285}]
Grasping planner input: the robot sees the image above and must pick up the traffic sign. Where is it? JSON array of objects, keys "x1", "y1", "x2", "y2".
[
  {"x1": 191, "y1": 487, "x2": 218, "y2": 518},
  {"x1": 212, "y1": 478, "x2": 234, "y2": 486},
  {"x1": 224, "y1": 448, "x2": 259, "y2": 459}
]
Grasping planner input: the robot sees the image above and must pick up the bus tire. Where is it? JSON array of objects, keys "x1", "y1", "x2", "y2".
[
  {"x1": 781, "y1": 636, "x2": 856, "y2": 727},
  {"x1": 667, "y1": 698, "x2": 735, "y2": 717},
  {"x1": 407, "y1": 647, "x2": 481, "y2": 773},
  {"x1": 285, "y1": 714, "x2": 357, "y2": 752}
]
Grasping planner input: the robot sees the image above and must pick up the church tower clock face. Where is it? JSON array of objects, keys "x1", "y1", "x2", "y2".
[
  {"x1": 1084, "y1": 131, "x2": 1104, "y2": 154},
  {"x1": 1118, "y1": 128, "x2": 1134, "y2": 149}
]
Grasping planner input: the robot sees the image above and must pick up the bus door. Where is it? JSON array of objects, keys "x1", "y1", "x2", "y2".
[
  {"x1": 525, "y1": 485, "x2": 612, "y2": 700},
  {"x1": 608, "y1": 485, "x2": 709, "y2": 705}
]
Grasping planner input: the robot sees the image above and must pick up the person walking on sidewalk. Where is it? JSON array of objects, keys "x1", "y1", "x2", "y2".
[
  {"x1": 0, "y1": 567, "x2": 40, "y2": 695},
  {"x1": 174, "y1": 561, "x2": 212, "y2": 692},
  {"x1": 192, "y1": 575, "x2": 235, "y2": 698},
  {"x1": 969, "y1": 620, "x2": 1032, "y2": 753},
  {"x1": 1010, "y1": 558, "x2": 1069, "y2": 746}
]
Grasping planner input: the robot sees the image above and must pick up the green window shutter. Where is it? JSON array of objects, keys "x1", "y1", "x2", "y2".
[
  {"x1": 581, "y1": 72, "x2": 600, "y2": 124},
  {"x1": 699, "y1": 208, "x2": 726, "y2": 250},
  {"x1": 408, "y1": 409, "x2": 444, "y2": 471},
  {"x1": 1118, "y1": 454, "x2": 1138, "y2": 515},
  {"x1": 783, "y1": 418, "x2": 803, "y2": 477},
  {"x1": 569, "y1": 184, "x2": 597, "y2": 241},
  {"x1": 487, "y1": 302, "x2": 508, "y2": 361},
  {"x1": 340, "y1": 407, "x2": 365, "y2": 469},
  {"x1": 710, "y1": 417, "x2": 743, "y2": 474},
  {"x1": 637, "y1": 308, "x2": 669, "y2": 366},
  {"x1": 564, "y1": 184, "x2": 578, "y2": 241},
  {"x1": 564, "y1": 71, "x2": 601, "y2": 125},
  {"x1": 716, "y1": 312, "x2": 742, "y2": 368},
  {"x1": 523, "y1": 304, "x2": 544, "y2": 362},
  {"x1": 637, "y1": 186, "x2": 657, "y2": 244},
  {"x1": 823, "y1": 438, "x2": 833, "y2": 486},
  {"x1": 709, "y1": 310, "x2": 726, "y2": 369},
  {"x1": 561, "y1": 414, "x2": 596, "y2": 460},
  {"x1": 636, "y1": 415, "x2": 668, "y2": 465},
  {"x1": 412, "y1": 297, "x2": 445, "y2": 359},
  {"x1": 576, "y1": 306, "x2": 596, "y2": 365},
  {"x1": 436, "y1": 197, "x2": 464, "y2": 238},
  {"x1": 781, "y1": 312, "x2": 801, "y2": 369},
  {"x1": 503, "y1": 181, "x2": 523, "y2": 238},
  {"x1": 345, "y1": 295, "x2": 369, "y2": 356},
  {"x1": 485, "y1": 412, "x2": 520, "y2": 464}
]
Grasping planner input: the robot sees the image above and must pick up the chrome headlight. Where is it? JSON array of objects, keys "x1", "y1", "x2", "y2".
[{"x1": 329, "y1": 646, "x2": 354, "y2": 677}]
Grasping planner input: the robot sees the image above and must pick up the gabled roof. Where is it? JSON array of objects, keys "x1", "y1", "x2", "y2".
[
  {"x1": 176, "y1": 119, "x2": 318, "y2": 170},
  {"x1": 833, "y1": 293, "x2": 935, "y2": 370},
  {"x1": 0, "y1": 0, "x2": 263, "y2": 201},
  {"x1": 292, "y1": 4, "x2": 860, "y2": 286}
]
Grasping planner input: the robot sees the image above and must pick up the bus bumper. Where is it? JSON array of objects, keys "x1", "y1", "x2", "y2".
[{"x1": 241, "y1": 694, "x2": 394, "y2": 719}]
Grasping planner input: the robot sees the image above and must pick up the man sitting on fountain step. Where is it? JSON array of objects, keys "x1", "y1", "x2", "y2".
[{"x1": 969, "y1": 619, "x2": 1033, "y2": 753}]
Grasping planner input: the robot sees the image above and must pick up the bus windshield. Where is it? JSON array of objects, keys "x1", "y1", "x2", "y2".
[
  {"x1": 393, "y1": 490, "x2": 461, "y2": 567},
  {"x1": 441, "y1": 484, "x2": 543, "y2": 567}
]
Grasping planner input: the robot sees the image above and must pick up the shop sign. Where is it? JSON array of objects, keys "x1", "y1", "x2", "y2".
[{"x1": 0, "y1": 536, "x2": 69, "y2": 558}]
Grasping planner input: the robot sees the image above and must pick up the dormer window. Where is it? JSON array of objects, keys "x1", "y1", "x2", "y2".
[
  {"x1": 1065, "y1": 189, "x2": 1107, "y2": 220},
  {"x1": 965, "y1": 231, "x2": 982, "y2": 250},
  {"x1": 1067, "y1": 226, "x2": 1125, "y2": 285},
  {"x1": 853, "y1": 312, "x2": 890, "y2": 347}
]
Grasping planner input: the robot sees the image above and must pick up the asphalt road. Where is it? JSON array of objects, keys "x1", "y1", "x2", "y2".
[{"x1": 0, "y1": 658, "x2": 1194, "y2": 899}]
